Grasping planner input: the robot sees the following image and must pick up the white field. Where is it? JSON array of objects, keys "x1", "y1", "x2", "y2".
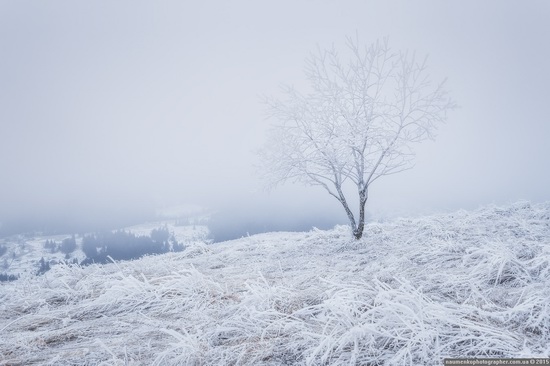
[
  {"x1": 0, "y1": 234, "x2": 86, "y2": 278},
  {"x1": 1, "y1": 201, "x2": 550, "y2": 365}
]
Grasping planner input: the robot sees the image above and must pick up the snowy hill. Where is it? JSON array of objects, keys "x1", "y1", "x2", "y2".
[
  {"x1": 0, "y1": 220, "x2": 209, "y2": 281},
  {"x1": 1, "y1": 201, "x2": 550, "y2": 365},
  {"x1": 0, "y1": 234, "x2": 86, "y2": 279}
]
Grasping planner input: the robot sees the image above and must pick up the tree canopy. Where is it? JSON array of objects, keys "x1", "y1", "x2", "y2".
[{"x1": 260, "y1": 36, "x2": 454, "y2": 239}]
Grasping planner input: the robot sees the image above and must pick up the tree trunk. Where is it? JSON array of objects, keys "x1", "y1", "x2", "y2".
[
  {"x1": 353, "y1": 189, "x2": 368, "y2": 240},
  {"x1": 334, "y1": 183, "x2": 369, "y2": 240},
  {"x1": 335, "y1": 185, "x2": 359, "y2": 238},
  {"x1": 339, "y1": 198, "x2": 357, "y2": 236}
]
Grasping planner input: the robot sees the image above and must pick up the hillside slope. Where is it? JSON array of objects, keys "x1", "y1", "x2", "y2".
[{"x1": 1, "y1": 201, "x2": 550, "y2": 365}]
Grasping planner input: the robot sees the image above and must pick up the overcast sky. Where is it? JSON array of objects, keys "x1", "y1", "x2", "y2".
[{"x1": 1, "y1": 1, "x2": 549, "y2": 230}]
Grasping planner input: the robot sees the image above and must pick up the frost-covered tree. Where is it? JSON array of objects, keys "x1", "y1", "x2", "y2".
[
  {"x1": 60, "y1": 236, "x2": 77, "y2": 255},
  {"x1": 260, "y1": 37, "x2": 454, "y2": 239}
]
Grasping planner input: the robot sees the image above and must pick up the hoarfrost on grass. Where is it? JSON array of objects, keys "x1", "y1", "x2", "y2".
[{"x1": 1, "y1": 201, "x2": 550, "y2": 365}]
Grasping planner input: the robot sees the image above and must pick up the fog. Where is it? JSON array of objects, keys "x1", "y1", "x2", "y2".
[{"x1": 1, "y1": 1, "x2": 549, "y2": 235}]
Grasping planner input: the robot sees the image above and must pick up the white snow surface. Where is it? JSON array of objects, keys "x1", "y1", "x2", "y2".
[
  {"x1": 0, "y1": 234, "x2": 86, "y2": 278},
  {"x1": 1, "y1": 201, "x2": 550, "y2": 365}
]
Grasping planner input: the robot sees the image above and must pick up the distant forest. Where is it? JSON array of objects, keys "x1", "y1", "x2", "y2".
[
  {"x1": 0, "y1": 228, "x2": 185, "y2": 281},
  {"x1": 81, "y1": 228, "x2": 184, "y2": 265}
]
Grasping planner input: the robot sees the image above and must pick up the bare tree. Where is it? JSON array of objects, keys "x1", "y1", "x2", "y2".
[{"x1": 259, "y1": 37, "x2": 454, "y2": 240}]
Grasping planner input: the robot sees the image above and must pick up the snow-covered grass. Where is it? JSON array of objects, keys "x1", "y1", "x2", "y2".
[{"x1": 1, "y1": 201, "x2": 549, "y2": 365}]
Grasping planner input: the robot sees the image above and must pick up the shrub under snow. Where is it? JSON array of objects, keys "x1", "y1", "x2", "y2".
[{"x1": 1, "y1": 201, "x2": 549, "y2": 365}]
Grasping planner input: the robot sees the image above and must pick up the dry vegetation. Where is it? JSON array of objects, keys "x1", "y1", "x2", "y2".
[{"x1": 1, "y1": 201, "x2": 549, "y2": 365}]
